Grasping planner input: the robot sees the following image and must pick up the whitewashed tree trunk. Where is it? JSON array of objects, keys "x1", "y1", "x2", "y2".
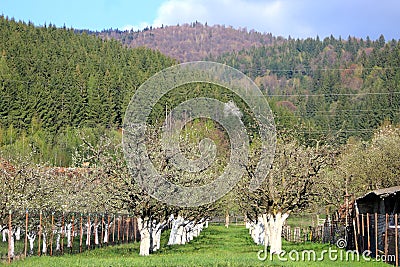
[
  {"x1": 28, "y1": 233, "x2": 36, "y2": 254},
  {"x1": 86, "y1": 222, "x2": 91, "y2": 246},
  {"x1": 103, "y1": 222, "x2": 112, "y2": 243},
  {"x1": 168, "y1": 215, "x2": 184, "y2": 245},
  {"x1": 152, "y1": 221, "x2": 165, "y2": 252},
  {"x1": 257, "y1": 217, "x2": 265, "y2": 245},
  {"x1": 2, "y1": 228, "x2": 8, "y2": 242},
  {"x1": 262, "y1": 214, "x2": 270, "y2": 248},
  {"x1": 8, "y1": 230, "x2": 14, "y2": 258},
  {"x1": 137, "y1": 217, "x2": 151, "y2": 256},
  {"x1": 15, "y1": 227, "x2": 21, "y2": 241},
  {"x1": 179, "y1": 224, "x2": 186, "y2": 245},
  {"x1": 56, "y1": 233, "x2": 61, "y2": 251},
  {"x1": 42, "y1": 232, "x2": 47, "y2": 254},
  {"x1": 66, "y1": 223, "x2": 72, "y2": 248},
  {"x1": 94, "y1": 223, "x2": 99, "y2": 245},
  {"x1": 267, "y1": 212, "x2": 289, "y2": 254}
]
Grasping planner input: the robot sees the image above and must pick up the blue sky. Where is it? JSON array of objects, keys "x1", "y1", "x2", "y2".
[{"x1": 1, "y1": 0, "x2": 399, "y2": 40}]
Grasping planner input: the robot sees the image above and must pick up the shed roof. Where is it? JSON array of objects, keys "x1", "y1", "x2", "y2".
[{"x1": 357, "y1": 185, "x2": 400, "y2": 201}]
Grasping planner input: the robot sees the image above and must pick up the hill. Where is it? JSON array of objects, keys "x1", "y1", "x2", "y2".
[
  {"x1": 98, "y1": 24, "x2": 400, "y2": 141},
  {"x1": 95, "y1": 22, "x2": 283, "y2": 62},
  {"x1": 0, "y1": 16, "x2": 175, "y2": 165}
]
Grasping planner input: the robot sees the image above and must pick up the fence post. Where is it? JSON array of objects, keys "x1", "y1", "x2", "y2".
[
  {"x1": 101, "y1": 214, "x2": 104, "y2": 247},
  {"x1": 79, "y1": 214, "x2": 83, "y2": 253},
  {"x1": 126, "y1": 217, "x2": 129, "y2": 243},
  {"x1": 375, "y1": 213, "x2": 378, "y2": 257},
  {"x1": 353, "y1": 218, "x2": 358, "y2": 252},
  {"x1": 385, "y1": 213, "x2": 389, "y2": 259},
  {"x1": 112, "y1": 215, "x2": 115, "y2": 244},
  {"x1": 395, "y1": 213, "x2": 398, "y2": 267},
  {"x1": 133, "y1": 217, "x2": 137, "y2": 242},
  {"x1": 71, "y1": 214, "x2": 75, "y2": 253},
  {"x1": 87, "y1": 213, "x2": 91, "y2": 250},
  {"x1": 61, "y1": 212, "x2": 65, "y2": 254},
  {"x1": 121, "y1": 215, "x2": 124, "y2": 243},
  {"x1": 361, "y1": 214, "x2": 365, "y2": 250},
  {"x1": 50, "y1": 212, "x2": 54, "y2": 256},
  {"x1": 117, "y1": 216, "x2": 120, "y2": 243},
  {"x1": 24, "y1": 210, "x2": 28, "y2": 258},
  {"x1": 107, "y1": 214, "x2": 110, "y2": 245},
  {"x1": 8, "y1": 210, "x2": 12, "y2": 264},
  {"x1": 367, "y1": 213, "x2": 370, "y2": 252},
  {"x1": 38, "y1": 211, "x2": 42, "y2": 256}
]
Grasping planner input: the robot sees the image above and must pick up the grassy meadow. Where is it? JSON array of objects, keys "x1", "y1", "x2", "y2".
[{"x1": 1, "y1": 224, "x2": 391, "y2": 267}]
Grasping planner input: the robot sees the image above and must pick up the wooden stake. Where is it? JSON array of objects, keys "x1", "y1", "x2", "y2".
[
  {"x1": 87, "y1": 214, "x2": 91, "y2": 250},
  {"x1": 121, "y1": 216, "x2": 124, "y2": 243},
  {"x1": 126, "y1": 218, "x2": 129, "y2": 243},
  {"x1": 133, "y1": 217, "x2": 137, "y2": 242},
  {"x1": 385, "y1": 213, "x2": 389, "y2": 259},
  {"x1": 61, "y1": 212, "x2": 65, "y2": 254},
  {"x1": 50, "y1": 212, "x2": 54, "y2": 256},
  {"x1": 112, "y1": 215, "x2": 115, "y2": 244},
  {"x1": 395, "y1": 213, "x2": 398, "y2": 267},
  {"x1": 117, "y1": 216, "x2": 120, "y2": 243},
  {"x1": 353, "y1": 218, "x2": 358, "y2": 252},
  {"x1": 107, "y1": 215, "x2": 110, "y2": 245},
  {"x1": 101, "y1": 214, "x2": 104, "y2": 247},
  {"x1": 71, "y1": 214, "x2": 75, "y2": 253},
  {"x1": 38, "y1": 211, "x2": 42, "y2": 256},
  {"x1": 361, "y1": 214, "x2": 365, "y2": 236},
  {"x1": 375, "y1": 213, "x2": 378, "y2": 257},
  {"x1": 24, "y1": 210, "x2": 28, "y2": 258},
  {"x1": 367, "y1": 213, "x2": 370, "y2": 252},
  {"x1": 8, "y1": 210, "x2": 12, "y2": 264},
  {"x1": 79, "y1": 214, "x2": 83, "y2": 253}
]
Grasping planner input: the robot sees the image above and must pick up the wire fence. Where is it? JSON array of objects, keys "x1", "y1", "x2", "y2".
[{"x1": 0, "y1": 210, "x2": 140, "y2": 264}]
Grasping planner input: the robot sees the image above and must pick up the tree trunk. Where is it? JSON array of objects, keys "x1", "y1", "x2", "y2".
[
  {"x1": 152, "y1": 221, "x2": 165, "y2": 252},
  {"x1": 56, "y1": 233, "x2": 61, "y2": 251},
  {"x1": 15, "y1": 227, "x2": 21, "y2": 241},
  {"x1": 42, "y1": 232, "x2": 47, "y2": 255},
  {"x1": 168, "y1": 215, "x2": 184, "y2": 245},
  {"x1": 225, "y1": 210, "x2": 230, "y2": 228},
  {"x1": 266, "y1": 212, "x2": 289, "y2": 254},
  {"x1": 94, "y1": 224, "x2": 99, "y2": 245},
  {"x1": 8, "y1": 231, "x2": 14, "y2": 258},
  {"x1": 137, "y1": 217, "x2": 151, "y2": 256},
  {"x1": 2, "y1": 228, "x2": 8, "y2": 242},
  {"x1": 28, "y1": 233, "x2": 36, "y2": 254},
  {"x1": 104, "y1": 222, "x2": 111, "y2": 243},
  {"x1": 67, "y1": 223, "x2": 72, "y2": 248}
]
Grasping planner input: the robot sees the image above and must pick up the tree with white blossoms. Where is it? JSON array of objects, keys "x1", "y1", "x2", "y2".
[{"x1": 239, "y1": 130, "x2": 336, "y2": 254}]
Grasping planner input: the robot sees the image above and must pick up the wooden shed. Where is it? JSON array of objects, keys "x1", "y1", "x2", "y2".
[
  {"x1": 354, "y1": 186, "x2": 400, "y2": 266},
  {"x1": 355, "y1": 186, "x2": 400, "y2": 215}
]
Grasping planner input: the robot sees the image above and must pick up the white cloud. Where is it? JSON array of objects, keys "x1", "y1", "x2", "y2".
[
  {"x1": 121, "y1": 0, "x2": 400, "y2": 39},
  {"x1": 146, "y1": 0, "x2": 314, "y2": 37}
]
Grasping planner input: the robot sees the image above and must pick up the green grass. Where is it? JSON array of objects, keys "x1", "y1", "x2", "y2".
[{"x1": 2, "y1": 225, "x2": 391, "y2": 267}]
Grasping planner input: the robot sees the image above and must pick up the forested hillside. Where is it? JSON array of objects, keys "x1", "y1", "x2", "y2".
[
  {"x1": 95, "y1": 22, "x2": 282, "y2": 62},
  {"x1": 2, "y1": 16, "x2": 400, "y2": 165},
  {"x1": 100, "y1": 23, "x2": 400, "y2": 142},
  {"x1": 0, "y1": 16, "x2": 175, "y2": 165},
  {"x1": 214, "y1": 35, "x2": 400, "y2": 141}
]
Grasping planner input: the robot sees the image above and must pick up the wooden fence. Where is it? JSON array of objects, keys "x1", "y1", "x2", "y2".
[
  {"x1": 1, "y1": 210, "x2": 139, "y2": 264},
  {"x1": 283, "y1": 213, "x2": 400, "y2": 266},
  {"x1": 353, "y1": 213, "x2": 399, "y2": 266}
]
